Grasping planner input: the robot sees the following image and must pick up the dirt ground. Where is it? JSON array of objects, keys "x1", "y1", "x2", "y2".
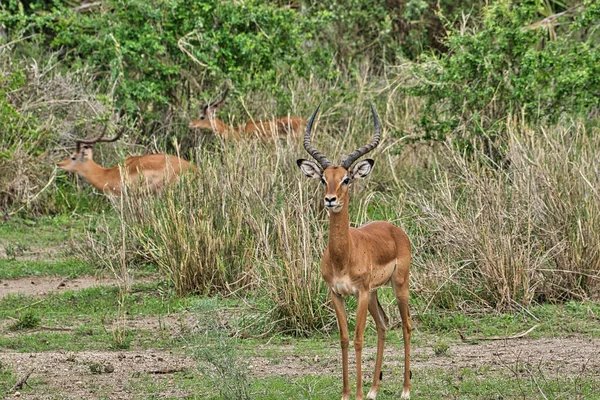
[
  {"x1": 2, "y1": 350, "x2": 196, "y2": 399},
  {"x1": 3, "y1": 335, "x2": 599, "y2": 399},
  {"x1": 0, "y1": 274, "x2": 160, "y2": 300},
  {"x1": 248, "y1": 336, "x2": 600, "y2": 379},
  {"x1": 2, "y1": 276, "x2": 600, "y2": 399}
]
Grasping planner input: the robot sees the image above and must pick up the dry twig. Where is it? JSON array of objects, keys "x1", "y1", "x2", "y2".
[
  {"x1": 10, "y1": 368, "x2": 36, "y2": 392},
  {"x1": 458, "y1": 324, "x2": 539, "y2": 342}
]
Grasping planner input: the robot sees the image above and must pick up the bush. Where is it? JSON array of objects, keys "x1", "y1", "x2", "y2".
[
  {"x1": 407, "y1": 0, "x2": 600, "y2": 143},
  {"x1": 1, "y1": 0, "x2": 331, "y2": 117}
]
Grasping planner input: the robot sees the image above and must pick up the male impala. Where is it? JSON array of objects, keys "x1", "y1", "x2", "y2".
[
  {"x1": 57, "y1": 127, "x2": 192, "y2": 195},
  {"x1": 188, "y1": 89, "x2": 306, "y2": 140},
  {"x1": 297, "y1": 104, "x2": 412, "y2": 400}
]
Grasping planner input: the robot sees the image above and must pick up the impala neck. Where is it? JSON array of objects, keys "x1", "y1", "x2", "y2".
[
  {"x1": 327, "y1": 201, "x2": 352, "y2": 267},
  {"x1": 77, "y1": 160, "x2": 121, "y2": 193},
  {"x1": 210, "y1": 118, "x2": 235, "y2": 139}
]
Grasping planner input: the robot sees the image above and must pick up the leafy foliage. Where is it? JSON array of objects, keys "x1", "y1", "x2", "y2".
[
  {"x1": 1, "y1": 0, "x2": 330, "y2": 116},
  {"x1": 409, "y1": 0, "x2": 600, "y2": 141}
]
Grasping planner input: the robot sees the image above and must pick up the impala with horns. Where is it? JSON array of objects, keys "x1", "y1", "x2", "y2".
[
  {"x1": 57, "y1": 126, "x2": 193, "y2": 195},
  {"x1": 188, "y1": 88, "x2": 306, "y2": 140},
  {"x1": 297, "y1": 104, "x2": 412, "y2": 400}
]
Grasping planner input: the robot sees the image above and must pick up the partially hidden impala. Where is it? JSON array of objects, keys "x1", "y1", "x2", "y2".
[
  {"x1": 57, "y1": 126, "x2": 193, "y2": 195},
  {"x1": 296, "y1": 104, "x2": 412, "y2": 400},
  {"x1": 188, "y1": 88, "x2": 306, "y2": 141}
]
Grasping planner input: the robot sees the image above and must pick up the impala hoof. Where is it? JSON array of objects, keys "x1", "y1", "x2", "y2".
[
  {"x1": 400, "y1": 388, "x2": 411, "y2": 399},
  {"x1": 366, "y1": 388, "x2": 378, "y2": 399}
]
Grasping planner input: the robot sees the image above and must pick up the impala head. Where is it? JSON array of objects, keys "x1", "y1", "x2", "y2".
[
  {"x1": 57, "y1": 127, "x2": 122, "y2": 172},
  {"x1": 297, "y1": 103, "x2": 380, "y2": 213},
  {"x1": 188, "y1": 88, "x2": 228, "y2": 129}
]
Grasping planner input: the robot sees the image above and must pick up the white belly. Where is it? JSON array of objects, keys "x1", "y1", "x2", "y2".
[{"x1": 331, "y1": 277, "x2": 359, "y2": 296}]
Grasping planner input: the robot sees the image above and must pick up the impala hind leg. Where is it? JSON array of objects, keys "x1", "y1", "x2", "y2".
[
  {"x1": 366, "y1": 291, "x2": 389, "y2": 400},
  {"x1": 330, "y1": 291, "x2": 351, "y2": 400},
  {"x1": 393, "y1": 273, "x2": 412, "y2": 399}
]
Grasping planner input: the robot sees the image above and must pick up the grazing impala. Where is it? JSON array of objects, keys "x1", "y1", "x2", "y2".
[
  {"x1": 57, "y1": 127, "x2": 192, "y2": 195},
  {"x1": 297, "y1": 104, "x2": 412, "y2": 400},
  {"x1": 188, "y1": 89, "x2": 306, "y2": 140}
]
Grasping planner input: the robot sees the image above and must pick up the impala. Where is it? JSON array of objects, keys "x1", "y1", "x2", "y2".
[
  {"x1": 188, "y1": 89, "x2": 306, "y2": 140},
  {"x1": 297, "y1": 104, "x2": 412, "y2": 400},
  {"x1": 57, "y1": 127, "x2": 193, "y2": 195}
]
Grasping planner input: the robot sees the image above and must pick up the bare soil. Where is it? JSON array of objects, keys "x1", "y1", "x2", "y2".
[
  {"x1": 0, "y1": 275, "x2": 152, "y2": 299},
  {"x1": 3, "y1": 336, "x2": 598, "y2": 399},
  {"x1": 248, "y1": 336, "x2": 600, "y2": 379},
  {"x1": 1, "y1": 350, "x2": 196, "y2": 399}
]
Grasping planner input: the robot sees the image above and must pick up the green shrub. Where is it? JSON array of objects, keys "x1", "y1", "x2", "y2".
[
  {"x1": 408, "y1": 0, "x2": 600, "y2": 143},
  {"x1": 1, "y1": 0, "x2": 331, "y2": 117},
  {"x1": 9, "y1": 311, "x2": 41, "y2": 331}
]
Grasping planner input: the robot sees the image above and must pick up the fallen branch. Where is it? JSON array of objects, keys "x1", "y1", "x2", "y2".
[
  {"x1": 10, "y1": 368, "x2": 36, "y2": 392},
  {"x1": 71, "y1": 2, "x2": 102, "y2": 13},
  {"x1": 40, "y1": 325, "x2": 75, "y2": 332},
  {"x1": 13, "y1": 298, "x2": 46, "y2": 313},
  {"x1": 458, "y1": 324, "x2": 539, "y2": 342},
  {"x1": 148, "y1": 368, "x2": 187, "y2": 374}
]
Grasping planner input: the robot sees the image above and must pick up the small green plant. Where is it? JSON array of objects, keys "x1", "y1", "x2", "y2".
[
  {"x1": 3, "y1": 242, "x2": 27, "y2": 259},
  {"x1": 88, "y1": 362, "x2": 114, "y2": 374},
  {"x1": 9, "y1": 311, "x2": 41, "y2": 331},
  {"x1": 432, "y1": 340, "x2": 450, "y2": 356}
]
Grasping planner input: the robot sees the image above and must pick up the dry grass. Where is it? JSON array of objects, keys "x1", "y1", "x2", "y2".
[
  {"x1": 411, "y1": 118, "x2": 600, "y2": 310},
  {"x1": 81, "y1": 87, "x2": 600, "y2": 332},
  {"x1": 0, "y1": 58, "x2": 585, "y2": 331}
]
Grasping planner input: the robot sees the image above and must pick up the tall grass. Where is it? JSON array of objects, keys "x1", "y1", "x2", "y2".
[
  {"x1": 72, "y1": 78, "x2": 600, "y2": 332},
  {"x1": 411, "y1": 119, "x2": 600, "y2": 310}
]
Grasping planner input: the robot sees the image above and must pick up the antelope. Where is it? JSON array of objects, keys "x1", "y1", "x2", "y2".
[
  {"x1": 296, "y1": 104, "x2": 412, "y2": 400},
  {"x1": 57, "y1": 127, "x2": 193, "y2": 195},
  {"x1": 188, "y1": 88, "x2": 306, "y2": 140}
]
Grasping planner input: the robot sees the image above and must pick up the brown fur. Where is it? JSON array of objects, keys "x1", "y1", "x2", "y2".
[
  {"x1": 57, "y1": 146, "x2": 192, "y2": 195},
  {"x1": 189, "y1": 114, "x2": 306, "y2": 141},
  {"x1": 298, "y1": 162, "x2": 412, "y2": 400}
]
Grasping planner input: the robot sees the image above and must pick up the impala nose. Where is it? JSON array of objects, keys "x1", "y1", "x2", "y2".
[{"x1": 324, "y1": 196, "x2": 337, "y2": 207}]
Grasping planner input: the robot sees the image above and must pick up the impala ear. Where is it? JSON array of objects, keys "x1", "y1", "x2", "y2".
[
  {"x1": 350, "y1": 159, "x2": 374, "y2": 179},
  {"x1": 296, "y1": 159, "x2": 322, "y2": 179},
  {"x1": 79, "y1": 146, "x2": 92, "y2": 161}
]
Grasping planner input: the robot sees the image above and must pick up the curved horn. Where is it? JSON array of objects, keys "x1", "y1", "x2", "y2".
[
  {"x1": 75, "y1": 125, "x2": 123, "y2": 153},
  {"x1": 303, "y1": 103, "x2": 331, "y2": 169},
  {"x1": 209, "y1": 87, "x2": 229, "y2": 108},
  {"x1": 340, "y1": 102, "x2": 380, "y2": 170}
]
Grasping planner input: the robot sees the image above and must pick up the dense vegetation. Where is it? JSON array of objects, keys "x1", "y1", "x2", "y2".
[{"x1": 1, "y1": 0, "x2": 599, "y2": 334}]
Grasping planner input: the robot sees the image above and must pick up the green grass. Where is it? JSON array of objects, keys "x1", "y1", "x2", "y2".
[
  {"x1": 0, "y1": 259, "x2": 97, "y2": 279},
  {"x1": 0, "y1": 215, "x2": 102, "y2": 279},
  {"x1": 82, "y1": 364, "x2": 600, "y2": 400},
  {"x1": 0, "y1": 215, "x2": 88, "y2": 249},
  {"x1": 415, "y1": 301, "x2": 600, "y2": 339},
  {"x1": 0, "y1": 283, "x2": 192, "y2": 352}
]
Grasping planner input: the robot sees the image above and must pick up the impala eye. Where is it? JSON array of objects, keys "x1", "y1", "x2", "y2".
[
  {"x1": 342, "y1": 177, "x2": 350, "y2": 185},
  {"x1": 71, "y1": 156, "x2": 76, "y2": 161},
  {"x1": 320, "y1": 177, "x2": 326, "y2": 185},
  {"x1": 200, "y1": 116, "x2": 205, "y2": 120}
]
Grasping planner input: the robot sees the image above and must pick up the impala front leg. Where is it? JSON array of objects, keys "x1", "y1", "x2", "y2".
[
  {"x1": 354, "y1": 290, "x2": 370, "y2": 400},
  {"x1": 331, "y1": 291, "x2": 351, "y2": 400}
]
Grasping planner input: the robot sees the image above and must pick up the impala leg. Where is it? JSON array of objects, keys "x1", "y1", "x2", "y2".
[
  {"x1": 331, "y1": 291, "x2": 351, "y2": 400},
  {"x1": 354, "y1": 290, "x2": 370, "y2": 400},
  {"x1": 366, "y1": 291, "x2": 388, "y2": 400},
  {"x1": 394, "y1": 279, "x2": 412, "y2": 399}
]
